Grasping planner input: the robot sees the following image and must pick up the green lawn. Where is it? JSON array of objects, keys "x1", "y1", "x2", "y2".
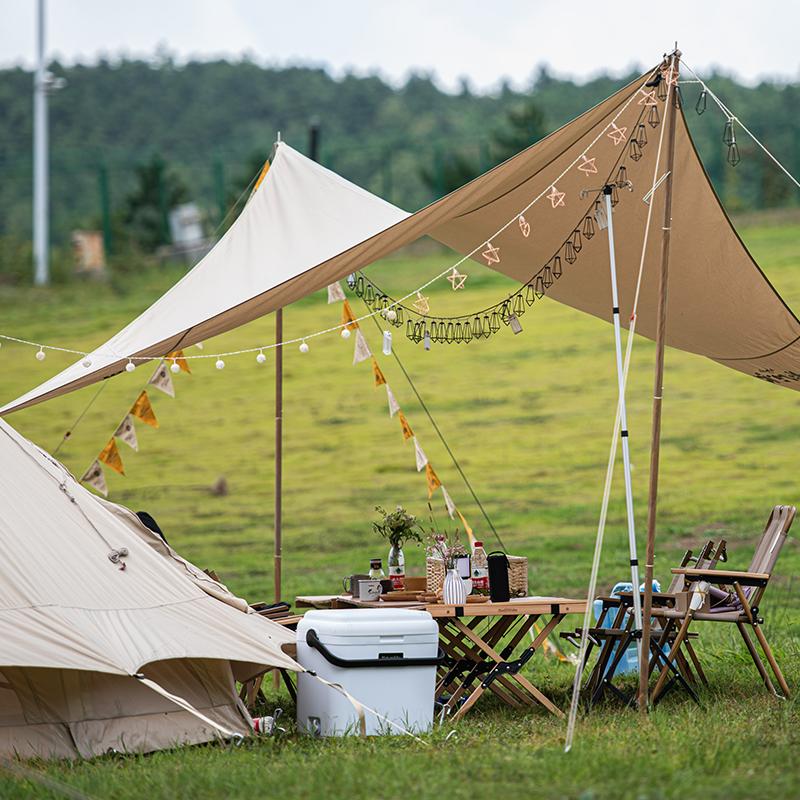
[{"x1": 1, "y1": 222, "x2": 799, "y2": 798}]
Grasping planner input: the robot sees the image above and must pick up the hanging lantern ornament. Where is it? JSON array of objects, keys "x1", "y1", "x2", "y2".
[
  {"x1": 628, "y1": 138, "x2": 643, "y2": 162},
  {"x1": 518, "y1": 214, "x2": 531, "y2": 237},
  {"x1": 696, "y1": 89, "x2": 707, "y2": 115},
  {"x1": 722, "y1": 118, "x2": 735, "y2": 146},
  {"x1": 170, "y1": 360, "x2": 180, "y2": 374},
  {"x1": 552, "y1": 255, "x2": 563, "y2": 279},
  {"x1": 582, "y1": 214, "x2": 596, "y2": 240},
  {"x1": 341, "y1": 327, "x2": 351, "y2": 339},
  {"x1": 256, "y1": 350, "x2": 267, "y2": 364},
  {"x1": 36, "y1": 347, "x2": 46, "y2": 361},
  {"x1": 299, "y1": 341, "x2": 310, "y2": 353},
  {"x1": 637, "y1": 124, "x2": 648, "y2": 148},
  {"x1": 647, "y1": 105, "x2": 660, "y2": 128},
  {"x1": 346, "y1": 273, "x2": 356, "y2": 289},
  {"x1": 727, "y1": 140, "x2": 741, "y2": 167},
  {"x1": 125, "y1": 360, "x2": 136, "y2": 373},
  {"x1": 385, "y1": 308, "x2": 397, "y2": 322},
  {"x1": 215, "y1": 358, "x2": 225, "y2": 370}
]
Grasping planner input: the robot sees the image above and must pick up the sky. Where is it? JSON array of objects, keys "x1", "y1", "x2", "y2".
[{"x1": 0, "y1": 0, "x2": 797, "y2": 91}]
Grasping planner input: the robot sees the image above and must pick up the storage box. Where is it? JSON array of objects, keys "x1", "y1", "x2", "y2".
[{"x1": 296, "y1": 609, "x2": 440, "y2": 736}]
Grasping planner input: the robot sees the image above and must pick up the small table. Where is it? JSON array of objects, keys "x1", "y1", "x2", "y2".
[{"x1": 295, "y1": 595, "x2": 586, "y2": 719}]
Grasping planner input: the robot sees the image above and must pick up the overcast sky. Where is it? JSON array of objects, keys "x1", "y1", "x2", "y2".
[{"x1": 0, "y1": 0, "x2": 797, "y2": 91}]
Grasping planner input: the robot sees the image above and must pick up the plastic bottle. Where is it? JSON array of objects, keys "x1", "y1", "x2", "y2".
[{"x1": 470, "y1": 541, "x2": 490, "y2": 595}]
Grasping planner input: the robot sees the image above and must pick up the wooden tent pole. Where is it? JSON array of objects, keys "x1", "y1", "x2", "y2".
[
  {"x1": 274, "y1": 308, "x2": 283, "y2": 608},
  {"x1": 639, "y1": 50, "x2": 681, "y2": 712}
]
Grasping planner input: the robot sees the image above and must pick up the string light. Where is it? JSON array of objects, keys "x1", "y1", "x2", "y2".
[
  {"x1": 1, "y1": 67, "x2": 666, "y2": 369},
  {"x1": 256, "y1": 351, "x2": 267, "y2": 364},
  {"x1": 340, "y1": 328, "x2": 351, "y2": 339},
  {"x1": 170, "y1": 361, "x2": 181, "y2": 374},
  {"x1": 82, "y1": 358, "x2": 92, "y2": 368}
]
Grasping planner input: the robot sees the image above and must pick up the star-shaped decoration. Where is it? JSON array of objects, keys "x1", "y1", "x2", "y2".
[
  {"x1": 637, "y1": 89, "x2": 657, "y2": 106},
  {"x1": 412, "y1": 291, "x2": 430, "y2": 314},
  {"x1": 577, "y1": 155, "x2": 598, "y2": 175},
  {"x1": 518, "y1": 214, "x2": 531, "y2": 237},
  {"x1": 482, "y1": 242, "x2": 501, "y2": 265},
  {"x1": 661, "y1": 65, "x2": 678, "y2": 87},
  {"x1": 607, "y1": 123, "x2": 627, "y2": 146},
  {"x1": 447, "y1": 267, "x2": 467, "y2": 290},
  {"x1": 546, "y1": 185, "x2": 566, "y2": 208}
]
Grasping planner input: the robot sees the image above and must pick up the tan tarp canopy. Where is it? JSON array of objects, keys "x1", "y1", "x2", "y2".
[
  {"x1": 0, "y1": 417, "x2": 299, "y2": 758},
  {"x1": 4, "y1": 59, "x2": 799, "y2": 415}
]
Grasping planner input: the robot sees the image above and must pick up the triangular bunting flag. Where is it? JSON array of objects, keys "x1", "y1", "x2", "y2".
[
  {"x1": 98, "y1": 438, "x2": 125, "y2": 475},
  {"x1": 372, "y1": 358, "x2": 386, "y2": 387},
  {"x1": 80, "y1": 460, "x2": 108, "y2": 497},
  {"x1": 441, "y1": 485, "x2": 456, "y2": 520},
  {"x1": 167, "y1": 349, "x2": 191, "y2": 374},
  {"x1": 327, "y1": 282, "x2": 346, "y2": 303},
  {"x1": 148, "y1": 361, "x2": 175, "y2": 398},
  {"x1": 386, "y1": 385, "x2": 400, "y2": 417},
  {"x1": 413, "y1": 437, "x2": 428, "y2": 472},
  {"x1": 130, "y1": 390, "x2": 159, "y2": 428},
  {"x1": 425, "y1": 462, "x2": 441, "y2": 498},
  {"x1": 398, "y1": 411, "x2": 414, "y2": 441},
  {"x1": 456, "y1": 509, "x2": 475, "y2": 545},
  {"x1": 114, "y1": 414, "x2": 139, "y2": 451},
  {"x1": 353, "y1": 329, "x2": 371, "y2": 365},
  {"x1": 342, "y1": 300, "x2": 359, "y2": 331}
]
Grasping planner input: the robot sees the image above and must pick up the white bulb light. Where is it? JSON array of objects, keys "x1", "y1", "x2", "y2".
[
  {"x1": 35, "y1": 348, "x2": 46, "y2": 361},
  {"x1": 170, "y1": 361, "x2": 181, "y2": 373},
  {"x1": 215, "y1": 358, "x2": 225, "y2": 370},
  {"x1": 386, "y1": 309, "x2": 397, "y2": 322},
  {"x1": 341, "y1": 328, "x2": 351, "y2": 339},
  {"x1": 82, "y1": 358, "x2": 92, "y2": 368},
  {"x1": 256, "y1": 351, "x2": 267, "y2": 364},
  {"x1": 299, "y1": 341, "x2": 309, "y2": 353},
  {"x1": 125, "y1": 361, "x2": 136, "y2": 372}
]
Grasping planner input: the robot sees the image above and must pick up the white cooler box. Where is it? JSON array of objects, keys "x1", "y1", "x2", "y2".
[{"x1": 296, "y1": 608, "x2": 440, "y2": 736}]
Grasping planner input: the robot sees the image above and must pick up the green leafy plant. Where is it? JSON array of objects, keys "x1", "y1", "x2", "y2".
[{"x1": 372, "y1": 505, "x2": 423, "y2": 550}]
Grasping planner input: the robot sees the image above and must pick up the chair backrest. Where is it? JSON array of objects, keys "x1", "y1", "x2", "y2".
[
  {"x1": 749, "y1": 505, "x2": 795, "y2": 576},
  {"x1": 668, "y1": 539, "x2": 726, "y2": 594}
]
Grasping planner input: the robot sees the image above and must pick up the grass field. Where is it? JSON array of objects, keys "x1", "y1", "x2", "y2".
[{"x1": 1, "y1": 222, "x2": 799, "y2": 798}]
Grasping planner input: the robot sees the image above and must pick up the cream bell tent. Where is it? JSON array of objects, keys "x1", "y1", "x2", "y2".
[{"x1": 0, "y1": 417, "x2": 299, "y2": 759}]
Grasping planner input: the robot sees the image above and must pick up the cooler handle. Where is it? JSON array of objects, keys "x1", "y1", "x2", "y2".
[{"x1": 305, "y1": 629, "x2": 445, "y2": 669}]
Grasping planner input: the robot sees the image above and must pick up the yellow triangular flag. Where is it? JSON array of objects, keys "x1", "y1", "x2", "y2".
[
  {"x1": 167, "y1": 349, "x2": 191, "y2": 374},
  {"x1": 456, "y1": 509, "x2": 475, "y2": 545},
  {"x1": 130, "y1": 390, "x2": 159, "y2": 429},
  {"x1": 425, "y1": 463, "x2": 442, "y2": 498},
  {"x1": 342, "y1": 300, "x2": 359, "y2": 331},
  {"x1": 80, "y1": 459, "x2": 108, "y2": 497},
  {"x1": 98, "y1": 438, "x2": 125, "y2": 476},
  {"x1": 372, "y1": 358, "x2": 386, "y2": 387},
  {"x1": 398, "y1": 411, "x2": 414, "y2": 441},
  {"x1": 251, "y1": 159, "x2": 270, "y2": 195}
]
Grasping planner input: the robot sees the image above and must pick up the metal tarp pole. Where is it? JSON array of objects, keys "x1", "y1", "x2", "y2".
[
  {"x1": 603, "y1": 185, "x2": 643, "y2": 659},
  {"x1": 639, "y1": 51, "x2": 681, "y2": 712}
]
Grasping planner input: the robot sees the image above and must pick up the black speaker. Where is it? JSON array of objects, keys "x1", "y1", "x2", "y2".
[{"x1": 487, "y1": 551, "x2": 510, "y2": 603}]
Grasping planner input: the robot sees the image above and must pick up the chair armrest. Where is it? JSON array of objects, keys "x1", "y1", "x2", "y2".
[{"x1": 670, "y1": 568, "x2": 769, "y2": 586}]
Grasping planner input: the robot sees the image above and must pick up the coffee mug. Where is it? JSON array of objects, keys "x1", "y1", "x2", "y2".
[
  {"x1": 358, "y1": 579, "x2": 383, "y2": 601},
  {"x1": 343, "y1": 573, "x2": 369, "y2": 595}
]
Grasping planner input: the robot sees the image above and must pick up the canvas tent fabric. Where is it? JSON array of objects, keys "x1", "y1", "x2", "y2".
[
  {"x1": 5, "y1": 59, "x2": 800, "y2": 417},
  {"x1": 0, "y1": 417, "x2": 299, "y2": 758}
]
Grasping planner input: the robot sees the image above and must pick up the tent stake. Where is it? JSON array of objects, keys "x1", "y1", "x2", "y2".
[
  {"x1": 639, "y1": 50, "x2": 681, "y2": 712},
  {"x1": 602, "y1": 184, "x2": 644, "y2": 658}
]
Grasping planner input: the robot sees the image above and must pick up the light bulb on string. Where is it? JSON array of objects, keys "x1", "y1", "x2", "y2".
[
  {"x1": 170, "y1": 360, "x2": 181, "y2": 374},
  {"x1": 215, "y1": 358, "x2": 225, "y2": 370},
  {"x1": 256, "y1": 351, "x2": 267, "y2": 364},
  {"x1": 35, "y1": 347, "x2": 46, "y2": 362},
  {"x1": 125, "y1": 360, "x2": 136, "y2": 373},
  {"x1": 341, "y1": 327, "x2": 351, "y2": 339},
  {"x1": 299, "y1": 341, "x2": 309, "y2": 353},
  {"x1": 385, "y1": 309, "x2": 397, "y2": 322},
  {"x1": 82, "y1": 358, "x2": 92, "y2": 368}
]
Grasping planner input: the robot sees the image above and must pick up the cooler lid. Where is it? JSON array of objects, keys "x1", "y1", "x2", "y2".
[{"x1": 297, "y1": 608, "x2": 438, "y2": 643}]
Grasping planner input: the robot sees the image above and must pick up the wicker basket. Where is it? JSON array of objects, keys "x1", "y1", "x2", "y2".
[{"x1": 426, "y1": 554, "x2": 528, "y2": 597}]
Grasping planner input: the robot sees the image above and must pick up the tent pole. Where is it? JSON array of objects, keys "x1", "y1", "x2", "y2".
[
  {"x1": 639, "y1": 51, "x2": 681, "y2": 712},
  {"x1": 274, "y1": 308, "x2": 283, "y2": 606},
  {"x1": 602, "y1": 185, "x2": 643, "y2": 660}
]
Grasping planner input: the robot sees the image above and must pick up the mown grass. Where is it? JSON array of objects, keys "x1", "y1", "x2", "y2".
[{"x1": 1, "y1": 222, "x2": 799, "y2": 798}]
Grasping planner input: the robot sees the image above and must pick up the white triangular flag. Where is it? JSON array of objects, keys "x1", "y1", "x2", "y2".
[
  {"x1": 327, "y1": 282, "x2": 346, "y2": 303},
  {"x1": 441, "y1": 485, "x2": 456, "y2": 520},
  {"x1": 114, "y1": 414, "x2": 139, "y2": 451},
  {"x1": 386, "y1": 384, "x2": 400, "y2": 417},
  {"x1": 413, "y1": 437, "x2": 428, "y2": 472},
  {"x1": 148, "y1": 361, "x2": 175, "y2": 397},
  {"x1": 81, "y1": 460, "x2": 108, "y2": 497},
  {"x1": 353, "y1": 329, "x2": 371, "y2": 365}
]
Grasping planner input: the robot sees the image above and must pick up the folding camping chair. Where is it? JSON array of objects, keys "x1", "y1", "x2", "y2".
[
  {"x1": 562, "y1": 538, "x2": 726, "y2": 707},
  {"x1": 650, "y1": 505, "x2": 795, "y2": 703}
]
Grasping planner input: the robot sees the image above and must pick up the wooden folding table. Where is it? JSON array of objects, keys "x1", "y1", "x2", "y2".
[{"x1": 297, "y1": 595, "x2": 586, "y2": 720}]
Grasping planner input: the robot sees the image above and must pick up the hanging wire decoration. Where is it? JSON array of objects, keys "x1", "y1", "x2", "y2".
[
  {"x1": 695, "y1": 88, "x2": 707, "y2": 115},
  {"x1": 723, "y1": 117, "x2": 741, "y2": 166},
  {"x1": 348, "y1": 102, "x2": 656, "y2": 347}
]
